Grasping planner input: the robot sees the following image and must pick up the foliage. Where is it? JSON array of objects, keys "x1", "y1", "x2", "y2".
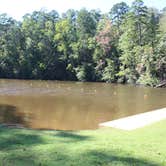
[{"x1": 0, "y1": 0, "x2": 166, "y2": 86}]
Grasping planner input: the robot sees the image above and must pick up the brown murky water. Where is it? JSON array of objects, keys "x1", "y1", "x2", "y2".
[{"x1": 0, "y1": 79, "x2": 166, "y2": 130}]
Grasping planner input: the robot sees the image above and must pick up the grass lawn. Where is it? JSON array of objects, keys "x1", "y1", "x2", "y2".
[{"x1": 0, "y1": 120, "x2": 166, "y2": 166}]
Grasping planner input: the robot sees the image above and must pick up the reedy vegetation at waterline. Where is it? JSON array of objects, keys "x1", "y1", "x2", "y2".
[{"x1": 0, "y1": 0, "x2": 165, "y2": 86}]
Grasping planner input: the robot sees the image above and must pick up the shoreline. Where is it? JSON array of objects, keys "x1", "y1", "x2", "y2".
[{"x1": 99, "y1": 108, "x2": 166, "y2": 130}]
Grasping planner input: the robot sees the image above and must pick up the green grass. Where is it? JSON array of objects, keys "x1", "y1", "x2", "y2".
[{"x1": 0, "y1": 120, "x2": 166, "y2": 166}]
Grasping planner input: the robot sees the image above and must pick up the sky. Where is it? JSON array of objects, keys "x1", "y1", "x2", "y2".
[{"x1": 0, "y1": 0, "x2": 166, "y2": 20}]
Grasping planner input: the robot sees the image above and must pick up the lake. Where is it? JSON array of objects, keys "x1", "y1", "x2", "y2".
[{"x1": 0, "y1": 79, "x2": 166, "y2": 130}]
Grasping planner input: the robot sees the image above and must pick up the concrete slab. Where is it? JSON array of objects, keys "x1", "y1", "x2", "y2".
[{"x1": 99, "y1": 108, "x2": 166, "y2": 130}]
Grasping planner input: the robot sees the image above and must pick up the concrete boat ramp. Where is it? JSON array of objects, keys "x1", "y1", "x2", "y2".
[{"x1": 99, "y1": 108, "x2": 166, "y2": 131}]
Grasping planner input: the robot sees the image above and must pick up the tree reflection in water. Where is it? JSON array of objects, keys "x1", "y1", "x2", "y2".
[{"x1": 0, "y1": 104, "x2": 27, "y2": 128}]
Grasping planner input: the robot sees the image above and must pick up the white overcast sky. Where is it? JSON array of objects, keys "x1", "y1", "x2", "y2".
[{"x1": 0, "y1": 0, "x2": 166, "y2": 20}]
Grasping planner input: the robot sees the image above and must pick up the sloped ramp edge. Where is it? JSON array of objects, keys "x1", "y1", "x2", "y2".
[{"x1": 99, "y1": 108, "x2": 166, "y2": 130}]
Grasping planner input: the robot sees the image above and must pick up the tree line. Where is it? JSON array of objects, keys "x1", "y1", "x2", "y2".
[{"x1": 0, "y1": 0, "x2": 166, "y2": 86}]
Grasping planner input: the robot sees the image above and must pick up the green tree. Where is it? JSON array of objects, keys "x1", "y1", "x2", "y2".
[
  {"x1": 54, "y1": 18, "x2": 77, "y2": 80},
  {"x1": 71, "y1": 9, "x2": 98, "y2": 81},
  {"x1": 110, "y1": 2, "x2": 129, "y2": 33},
  {"x1": 0, "y1": 14, "x2": 25, "y2": 78},
  {"x1": 118, "y1": 0, "x2": 149, "y2": 83},
  {"x1": 0, "y1": 2, "x2": 165, "y2": 87}
]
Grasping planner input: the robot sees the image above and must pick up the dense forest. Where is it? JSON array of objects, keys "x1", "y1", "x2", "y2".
[{"x1": 0, "y1": 0, "x2": 165, "y2": 86}]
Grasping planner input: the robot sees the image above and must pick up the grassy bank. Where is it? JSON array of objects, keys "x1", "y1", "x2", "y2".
[{"x1": 0, "y1": 120, "x2": 166, "y2": 166}]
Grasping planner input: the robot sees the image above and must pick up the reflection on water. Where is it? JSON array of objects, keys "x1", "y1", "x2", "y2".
[
  {"x1": 0, "y1": 79, "x2": 166, "y2": 130},
  {"x1": 0, "y1": 104, "x2": 27, "y2": 126}
]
